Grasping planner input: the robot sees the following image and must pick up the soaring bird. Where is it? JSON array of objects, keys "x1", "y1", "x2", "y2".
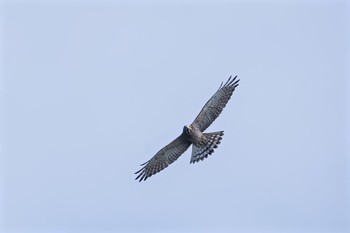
[{"x1": 135, "y1": 76, "x2": 240, "y2": 182}]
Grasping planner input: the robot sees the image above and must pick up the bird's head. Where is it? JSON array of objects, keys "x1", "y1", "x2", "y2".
[{"x1": 183, "y1": 125, "x2": 192, "y2": 136}]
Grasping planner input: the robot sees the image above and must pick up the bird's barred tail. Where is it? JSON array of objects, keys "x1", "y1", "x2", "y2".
[{"x1": 190, "y1": 131, "x2": 224, "y2": 163}]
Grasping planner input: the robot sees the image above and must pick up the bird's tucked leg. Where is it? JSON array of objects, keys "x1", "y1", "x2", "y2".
[{"x1": 190, "y1": 131, "x2": 224, "y2": 163}]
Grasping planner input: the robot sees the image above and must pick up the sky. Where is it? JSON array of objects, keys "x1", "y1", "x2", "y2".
[{"x1": 0, "y1": 0, "x2": 349, "y2": 233}]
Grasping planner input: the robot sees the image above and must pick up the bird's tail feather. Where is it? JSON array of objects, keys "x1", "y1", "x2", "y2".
[{"x1": 190, "y1": 131, "x2": 224, "y2": 163}]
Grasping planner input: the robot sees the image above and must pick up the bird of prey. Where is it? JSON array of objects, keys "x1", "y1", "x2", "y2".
[{"x1": 135, "y1": 76, "x2": 240, "y2": 182}]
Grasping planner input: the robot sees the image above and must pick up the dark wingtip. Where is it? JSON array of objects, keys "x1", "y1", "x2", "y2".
[
  {"x1": 136, "y1": 173, "x2": 147, "y2": 182},
  {"x1": 231, "y1": 76, "x2": 239, "y2": 88},
  {"x1": 219, "y1": 75, "x2": 239, "y2": 89},
  {"x1": 140, "y1": 161, "x2": 148, "y2": 166},
  {"x1": 222, "y1": 75, "x2": 239, "y2": 87},
  {"x1": 134, "y1": 166, "x2": 144, "y2": 174},
  {"x1": 223, "y1": 76, "x2": 232, "y2": 86},
  {"x1": 135, "y1": 170, "x2": 143, "y2": 178}
]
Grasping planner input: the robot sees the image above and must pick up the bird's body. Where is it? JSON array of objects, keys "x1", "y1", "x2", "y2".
[{"x1": 135, "y1": 76, "x2": 240, "y2": 182}]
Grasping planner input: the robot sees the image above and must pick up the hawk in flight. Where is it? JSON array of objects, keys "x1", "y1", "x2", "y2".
[{"x1": 135, "y1": 76, "x2": 240, "y2": 182}]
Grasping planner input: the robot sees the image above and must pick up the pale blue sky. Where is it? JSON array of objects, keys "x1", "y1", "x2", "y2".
[{"x1": 0, "y1": 0, "x2": 349, "y2": 233}]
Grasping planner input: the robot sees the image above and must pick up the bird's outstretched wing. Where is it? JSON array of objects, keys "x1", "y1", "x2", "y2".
[
  {"x1": 135, "y1": 134, "x2": 191, "y2": 182},
  {"x1": 192, "y1": 76, "x2": 239, "y2": 132}
]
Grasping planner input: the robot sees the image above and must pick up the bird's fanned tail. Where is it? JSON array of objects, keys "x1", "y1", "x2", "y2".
[{"x1": 190, "y1": 131, "x2": 224, "y2": 163}]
